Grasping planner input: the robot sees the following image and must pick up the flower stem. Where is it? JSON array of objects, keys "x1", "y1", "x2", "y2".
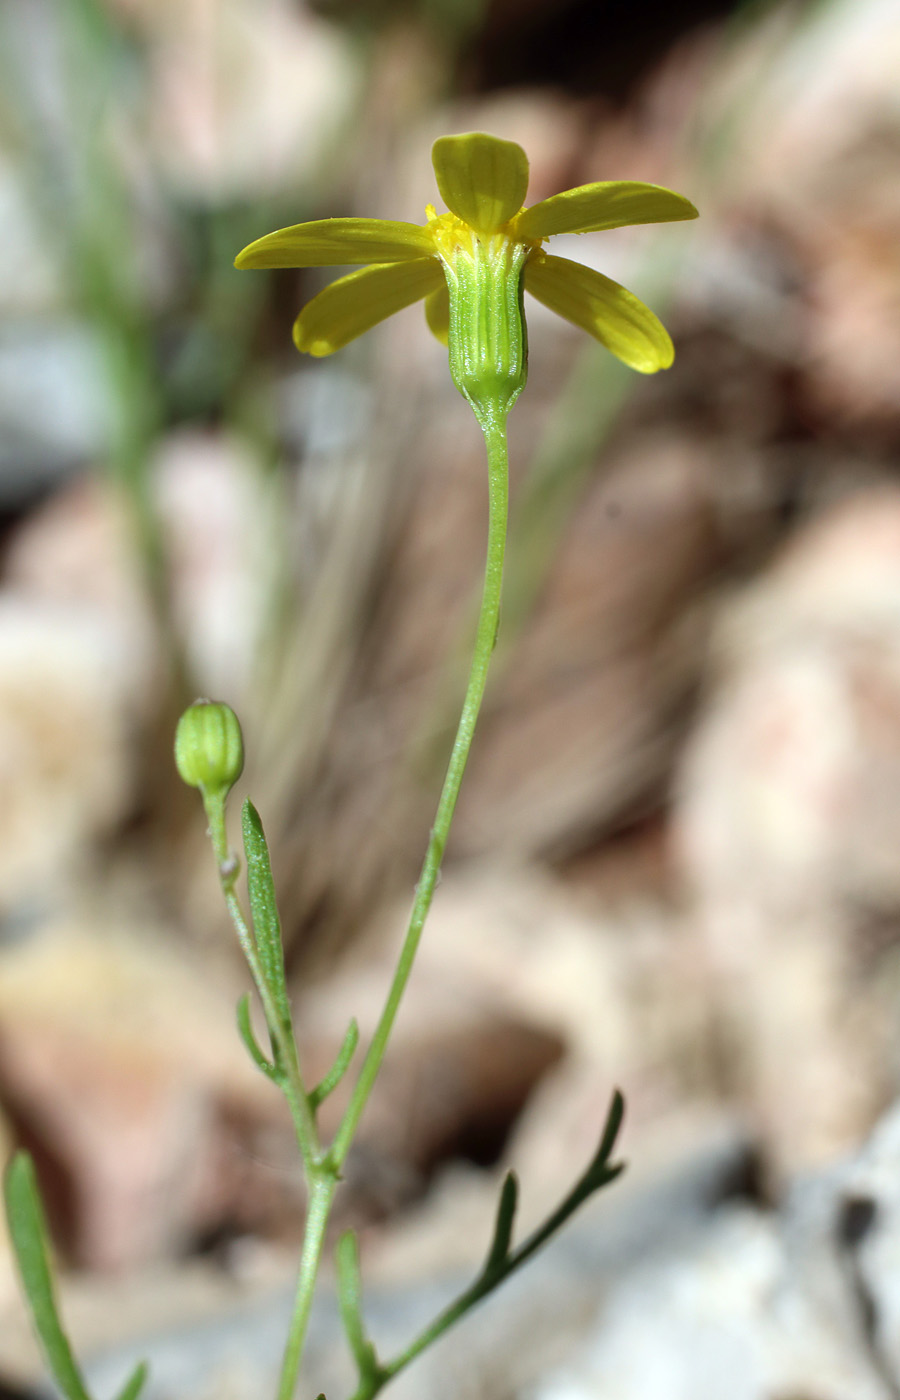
[
  {"x1": 276, "y1": 1173, "x2": 337, "y2": 1400},
  {"x1": 330, "y1": 409, "x2": 510, "y2": 1170}
]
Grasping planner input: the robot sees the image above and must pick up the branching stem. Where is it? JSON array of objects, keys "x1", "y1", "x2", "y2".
[{"x1": 213, "y1": 410, "x2": 511, "y2": 1400}]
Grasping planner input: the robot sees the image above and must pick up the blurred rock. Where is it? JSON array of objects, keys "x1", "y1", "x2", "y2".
[
  {"x1": 0, "y1": 917, "x2": 270, "y2": 1269},
  {"x1": 5, "y1": 475, "x2": 153, "y2": 687},
  {"x1": 676, "y1": 487, "x2": 900, "y2": 1169},
  {"x1": 0, "y1": 598, "x2": 133, "y2": 914},
  {"x1": 699, "y1": 0, "x2": 900, "y2": 425},
  {"x1": 0, "y1": 325, "x2": 114, "y2": 500},
  {"x1": 531, "y1": 1207, "x2": 885, "y2": 1400},
  {"x1": 116, "y1": 0, "x2": 361, "y2": 201},
  {"x1": 153, "y1": 429, "x2": 277, "y2": 699},
  {"x1": 0, "y1": 160, "x2": 61, "y2": 316},
  {"x1": 7, "y1": 428, "x2": 274, "y2": 703},
  {"x1": 832, "y1": 1100, "x2": 900, "y2": 1387}
]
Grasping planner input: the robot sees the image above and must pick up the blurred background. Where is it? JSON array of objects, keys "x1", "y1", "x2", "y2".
[{"x1": 2, "y1": 0, "x2": 900, "y2": 1395}]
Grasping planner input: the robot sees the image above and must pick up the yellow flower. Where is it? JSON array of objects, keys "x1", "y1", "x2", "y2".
[{"x1": 235, "y1": 132, "x2": 697, "y2": 385}]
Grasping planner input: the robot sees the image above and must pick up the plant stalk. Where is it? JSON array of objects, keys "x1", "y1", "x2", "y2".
[
  {"x1": 330, "y1": 410, "x2": 509, "y2": 1169},
  {"x1": 276, "y1": 1173, "x2": 338, "y2": 1400}
]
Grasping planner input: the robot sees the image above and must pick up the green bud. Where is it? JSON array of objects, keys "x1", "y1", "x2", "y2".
[{"x1": 175, "y1": 699, "x2": 244, "y2": 797}]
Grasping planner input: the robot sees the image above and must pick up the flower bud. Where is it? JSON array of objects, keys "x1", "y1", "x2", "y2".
[{"x1": 175, "y1": 700, "x2": 244, "y2": 797}]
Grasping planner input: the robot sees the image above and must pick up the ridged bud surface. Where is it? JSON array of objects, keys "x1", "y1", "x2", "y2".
[
  {"x1": 175, "y1": 700, "x2": 244, "y2": 796},
  {"x1": 430, "y1": 213, "x2": 531, "y2": 427}
]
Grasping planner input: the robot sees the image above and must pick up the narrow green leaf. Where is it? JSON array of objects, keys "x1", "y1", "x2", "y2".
[
  {"x1": 236, "y1": 994, "x2": 278, "y2": 1080},
  {"x1": 336, "y1": 1231, "x2": 380, "y2": 1382},
  {"x1": 114, "y1": 1360, "x2": 148, "y2": 1400},
  {"x1": 310, "y1": 1020, "x2": 359, "y2": 1110},
  {"x1": 3, "y1": 1154, "x2": 93, "y2": 1400},
  {"x1": 483, "y1": 1172, "x2": 518, "y2": 1277},
  {"x1": 241, "y1": 800, "x2": 290, "y2": 1020},
  {"x1": 597, "y1": 1087, "x2": 625, "y2": 1162},
  {"x1": 580, "y1": 1087, "x2": 626, "y2": 1196}
]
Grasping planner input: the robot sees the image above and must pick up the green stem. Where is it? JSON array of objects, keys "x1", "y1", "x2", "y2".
[
  {"x1": 276, "y1": 1173, "x2": 338, "y2": 1400},
  {"x1": 330, "y1": 410, "x2": 510, "y2": 1170}
]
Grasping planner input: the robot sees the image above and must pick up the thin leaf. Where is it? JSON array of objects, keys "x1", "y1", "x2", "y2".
[
  {"x1": 584, "y1": 1087, "x2": 625, "y2": 1189},
  {"x1": 3, "y1": 1154, "x2": 93, "y2": 1400},
  {"x1": 241, "y1": 800, "x2": 290, "y2": 1022},
  {"x1": 114, "y1": 1361, "x2": 148, "y2": 1400},
  {"x1": 482, "y1": 1172, "x2": 518, "y2": 1278},
  {"x1": 236, "y1": 994, "x2": 278, "y2": 1080},
  {"x1": 336, "y1": 1232, "x2": 381, "y2": 1383},
  {"x1": 310, "y1": 1020, "x2": 359, "y2": 1110}
]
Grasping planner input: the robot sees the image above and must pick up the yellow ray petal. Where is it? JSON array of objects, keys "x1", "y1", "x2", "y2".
[
  {"x1": 515, "y1": 181, "x2": 697, "y2": 241},
  {"x1": 424, "y1": 284, "x2": 449, "y2": 346},
  {"x1": 431, "y1": 133, "x2": 529, "y2": 234},
  {"x1": 235, "y1": 218, "x2": 435, "y2": 269},
  {"x1": 524, "y1": 253, "x2": 674, "y2": 373},
  {"x1": 293, "y1": 258, "x2": 445, "y2": 356}
]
